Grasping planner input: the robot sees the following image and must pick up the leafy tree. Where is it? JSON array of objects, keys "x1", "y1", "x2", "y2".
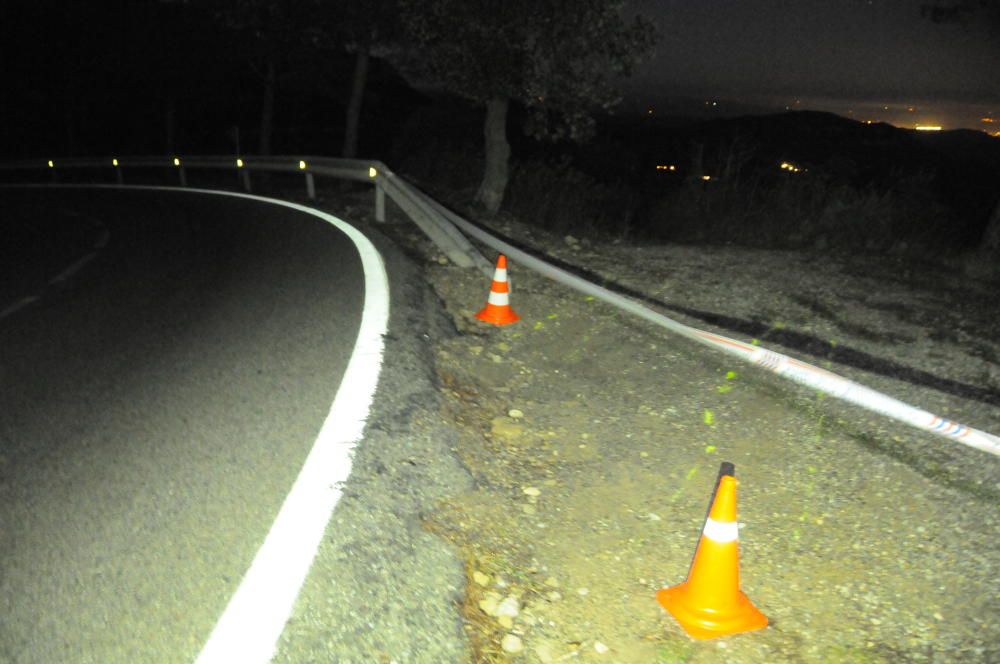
[{"x1": 397, "y1": 0, "x2": 655, "y2": 213}]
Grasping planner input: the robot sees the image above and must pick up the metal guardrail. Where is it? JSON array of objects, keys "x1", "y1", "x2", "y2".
[
  {"x1": 408, "y1": 186, "x2": 1000, "y2": 458},
  {"x1": 2, "y1": 155, "x2": 997, "y2": 457},
  {"x1": 0, "y1": 155, "x2": 490, "y2": 272}
]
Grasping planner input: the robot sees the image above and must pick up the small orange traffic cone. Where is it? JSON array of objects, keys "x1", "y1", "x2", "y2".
[
  {"x1": 656, "y1": 464, "x2": 767, "y2": 639},
  {"x1": 475, "y1": 254, "x2": 520, "y2": 325}
]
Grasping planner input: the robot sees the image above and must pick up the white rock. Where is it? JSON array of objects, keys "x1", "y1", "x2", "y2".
[
  {"x1": 594, "y1": 641, "x2": 609, "y2": 654},
  {"x1": 497, "y1": 595, "x2": 520, "y2": 618},
  {"x1": 478, "y1": 591, "x2": 502, "y2": 616},
  {"x1": 522, "y1": 486, "x2": 541, "y2": 496},
  {"x1": 534, "y1": 643, "x2": 555, "y2": 663},
  {"x1": 508, "y1": 408, "x2": 524, "y2": 419},
  {"x1": 501, "y1": 634, "x2": 524, "y2": 654}
]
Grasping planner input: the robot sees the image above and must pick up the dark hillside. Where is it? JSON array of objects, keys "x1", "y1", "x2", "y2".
[{"x1": 419, "y1": 105, "x2": 1000, "y2": 253}]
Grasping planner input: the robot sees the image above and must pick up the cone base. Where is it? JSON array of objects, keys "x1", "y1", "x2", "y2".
[
  {"x1": 475, "y1": 304, "x2": 520, "y2": 326},
  {"x1": 657, "y1": 584, "x2": 768, "y2": 640}
]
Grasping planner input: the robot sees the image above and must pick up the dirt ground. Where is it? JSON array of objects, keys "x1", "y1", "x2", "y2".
[{"x1": 334, "y1": 193, "x2": 999, "y2": 664}]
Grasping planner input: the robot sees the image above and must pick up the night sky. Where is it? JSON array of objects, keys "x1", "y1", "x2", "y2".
[
  {"x1": 2, "y1": 0, "x2": 998, "y2": 160},
  {"x1": 626, "y1": 0, "x2": 999, "y2": 131}
]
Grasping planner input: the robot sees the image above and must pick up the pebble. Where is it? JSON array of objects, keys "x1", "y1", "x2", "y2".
[
  {"x1": 594, "y1": 641, "x2": 609, "y2": 654},
  {"x1": 498, "y1": 615, "x2": 514, "y2": 629},
  {"x1": 501, "y1": 634, "x2": 524, "y2": 654},
  {"x1": 508, "y1": 408, "x2": 524, "y2": 419},
  {"x1": 534, "y1": 643, "x2": 555, "y2": 663},
  {"x1": 522, "y1": 486, "x2": 541, "y2": 496},
  {"x1": 478, "y1": 591, "x2": 502, "y2": 616},
  {"x1": 577, "y1": 587, "x2": 589, "y2": 596},
  {"x1": 497, "y1": 596, "x2": 521, "y2": 618},
  {"x1": 472, "y1": 571, "x2": 490, "y2": 587}
]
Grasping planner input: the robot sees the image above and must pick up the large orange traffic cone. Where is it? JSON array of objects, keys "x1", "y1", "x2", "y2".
[
  {"x1": 656, "y1": 464, "x2": 767, "y2": 639},
  {"x1": 475, "y1": 254, "x2": 520, "y2": 325}
]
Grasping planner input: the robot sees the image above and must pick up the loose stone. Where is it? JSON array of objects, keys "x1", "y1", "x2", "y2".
[{"x1": 501, "y1": 634, "x2": 524, "y2": 654}]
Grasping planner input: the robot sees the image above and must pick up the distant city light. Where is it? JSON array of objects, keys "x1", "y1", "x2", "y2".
[
  {"x1": 701, "y1": 175, "x2": 711, "y2": 181},
  {"x1": 780, "y1": 161, "x2": 804, "y2": 173},
  {"x1": 915, "y1": 125, "x2": 942, "y2": 131},
  {"x1": 47, "y1": 160, "x2": 54, "y2": 168},
  {"x1": 112, "y1": 158, "x2": 119, "y2": 167},
  {"x1": 981, "y1": 117, "x2": 995, "y2": 123},
  {"x1": 655, "y1": 164, "x2": 676, "y2": 171}
]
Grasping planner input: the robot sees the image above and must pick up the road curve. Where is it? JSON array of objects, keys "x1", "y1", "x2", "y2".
[{"x1": 0, "y1": 187, "x2": 383, "y2": 663}]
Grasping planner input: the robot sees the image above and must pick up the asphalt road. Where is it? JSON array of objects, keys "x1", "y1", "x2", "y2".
[{"x1": 0, "y1": 187, "x2": 372, "y2": 663}]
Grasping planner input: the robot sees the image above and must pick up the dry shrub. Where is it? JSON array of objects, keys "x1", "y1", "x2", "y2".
[
  {"x1": 503, "y1": 158, "x2": 641, "y2": 238},
  {"x1": 647, "y1": 170, "x2": 957, "y2": 255}
]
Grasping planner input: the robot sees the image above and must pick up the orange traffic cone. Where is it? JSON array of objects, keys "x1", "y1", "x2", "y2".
[
  {"x1": 475, "y1": 254, "x2": 520, "y2": 325},
  {"x1": 656, "y1": 464, "x2": 767, "y2": 639}
]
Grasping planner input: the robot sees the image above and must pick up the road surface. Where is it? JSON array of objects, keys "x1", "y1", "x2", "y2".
[{"x1": 0, "y1": 187, "x2": 373, "y2": 663}]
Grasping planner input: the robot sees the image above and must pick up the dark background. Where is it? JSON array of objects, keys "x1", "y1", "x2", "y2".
[{"x1": 2, "y1": 0, "x2": 998, "y2": 255}]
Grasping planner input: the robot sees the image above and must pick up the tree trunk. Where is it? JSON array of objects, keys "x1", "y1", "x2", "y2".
[
  {"x1": 342, "y1": 48, "x2": 370, "y2": 159},
  {"x1": 258, "y1": 58, "x2": 276, "y2": 155},
  {"x1": 474, "y1": 97, "x2": 511, "y2": 214}
]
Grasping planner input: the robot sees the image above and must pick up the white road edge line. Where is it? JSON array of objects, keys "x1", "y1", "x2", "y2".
[{"x1": 156, "y1": 188, "x2": 390, "y2": 664}]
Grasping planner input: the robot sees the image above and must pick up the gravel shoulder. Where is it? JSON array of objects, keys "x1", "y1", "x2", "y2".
[{"x1": 353, "y1": 193, "x2": 999, "y2": 664}]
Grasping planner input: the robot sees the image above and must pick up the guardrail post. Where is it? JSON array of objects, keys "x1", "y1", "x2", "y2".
[
  {"x1": 115, "y1": 166, "x2": 123, "y2": 185},
  {"x1": 374, "y1": 183, "x2": 385, "y2": 222},
  {"x1": 178, "y1": 167, "x2": 187, "y2": 187},
  {"x1": 305, "y1": 172, "x2": 316, "y2": 200},
  {"x1": 241, "y1": 169, "x2": 252, "y2": 192}
]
